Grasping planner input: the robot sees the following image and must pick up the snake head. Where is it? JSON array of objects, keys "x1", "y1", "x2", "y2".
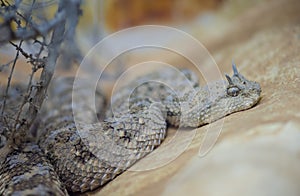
[{"x1": 224, "y1": 61, "x2": 261, "y2": 111}]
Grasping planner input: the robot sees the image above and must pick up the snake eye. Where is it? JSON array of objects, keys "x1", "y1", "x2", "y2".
[{"x1": 227, "y1": 86, "x2": 240, "y2": 97}]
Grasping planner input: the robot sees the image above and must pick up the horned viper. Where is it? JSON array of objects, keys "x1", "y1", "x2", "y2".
[{"x1": 0, "y1": 63, "x2": 261, "y2": 195}]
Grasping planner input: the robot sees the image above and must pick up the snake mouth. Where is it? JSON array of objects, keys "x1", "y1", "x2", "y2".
[
  {"x1": 253, "y1": 86, "x2": 262, "y2": 105},
  {"x1": 254, "y1": 94, "x2": 262, "y2": 105},
  {"x1": 246, "y1": 92, "x2": 261, "y2": 109}
]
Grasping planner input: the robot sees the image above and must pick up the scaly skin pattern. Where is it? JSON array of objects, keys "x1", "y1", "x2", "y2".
[
  {"x1": 38, "y1": 77, "x2": 167, "y2": 192},
  {"x1": 0, "y1": 85, "x2": 69, "y2": 196},
  {"x1": 0, "y1": 64, "x2": 261, "y2": 194},
  {"x1": 0, "y1": 142, "x2": 69, "y2": 196}
]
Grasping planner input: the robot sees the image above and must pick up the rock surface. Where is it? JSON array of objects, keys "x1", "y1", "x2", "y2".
[{"x1": 88, "y1": 0, "x2": 300, "y2": 195}]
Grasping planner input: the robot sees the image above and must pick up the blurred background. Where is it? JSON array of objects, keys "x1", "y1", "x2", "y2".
[
  {"x1": 0, "y1": 0, "x2": 287, "y2": 82},
  {"x1": 98, "y1": 0, "x2": 222, "y2": 32}
]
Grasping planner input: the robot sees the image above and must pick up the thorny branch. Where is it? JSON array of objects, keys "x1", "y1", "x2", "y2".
[
  {"x1": 0, "y1": 0, "x2": 82, "y2": 147},
  {"x1": 1, "y1": 40, "x2": 23, "y2": 117},
  {"x1": 0, "y1": 0, "x2": 66, "y2": 43}
]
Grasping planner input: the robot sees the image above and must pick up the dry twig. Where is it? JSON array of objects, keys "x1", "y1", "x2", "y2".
[{"x1": 0, "y1": 0, "x2": 82, "y2": 147}]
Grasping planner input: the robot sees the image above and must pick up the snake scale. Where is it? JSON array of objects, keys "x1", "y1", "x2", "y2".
[{"x1": 0, "y1": 64, "x2": 261, "y2": 195}]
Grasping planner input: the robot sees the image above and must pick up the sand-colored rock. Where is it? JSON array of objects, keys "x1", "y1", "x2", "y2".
[{"x1": 88, "y1": 0, "x2": 300, "y2": 195}]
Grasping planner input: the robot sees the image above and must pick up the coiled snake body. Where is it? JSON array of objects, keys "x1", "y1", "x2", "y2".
[{"x1": 0, "y1": 64, "x2": 261, "y2": 195}]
